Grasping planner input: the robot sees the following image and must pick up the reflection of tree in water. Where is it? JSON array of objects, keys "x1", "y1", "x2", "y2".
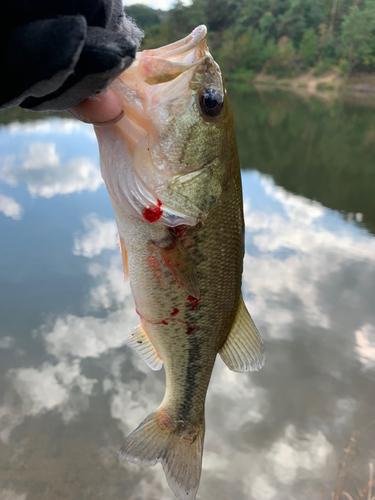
[
  {"x1": 0, "y1": 107, "x2": 68, "y2": 125},
  {"x1": 230, "y1": 86, "x2": 375, "y2": 236}
]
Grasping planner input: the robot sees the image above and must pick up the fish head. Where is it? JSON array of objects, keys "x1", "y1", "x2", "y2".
[{"x1": 96, "y1": 25, "x2": 232, "y2": 226}]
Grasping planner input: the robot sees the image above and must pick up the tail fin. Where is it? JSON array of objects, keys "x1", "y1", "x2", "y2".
[{"x1": 119, "y1": 409, "x2": 205, "y2": 500}]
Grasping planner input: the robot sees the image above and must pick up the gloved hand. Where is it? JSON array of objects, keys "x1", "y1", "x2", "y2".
[{"x1": 0, "y1": 0, "x2": 143, "y2": 112}]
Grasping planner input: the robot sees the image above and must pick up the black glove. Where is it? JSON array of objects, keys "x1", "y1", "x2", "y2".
[{"x1": 0, "y1": 0, "x2": 143, "y2": 111}]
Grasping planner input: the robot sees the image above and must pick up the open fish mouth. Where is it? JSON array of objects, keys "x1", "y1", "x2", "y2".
[
  {"x1": 139, "y1": 24, "x2": 207, "y2": 76},
  {"x1": 141, "y1": 25, "x2": 207, "y2": 59},
  {"x1": 96, "y1": 25, "x2": 226, "y2": 227}
]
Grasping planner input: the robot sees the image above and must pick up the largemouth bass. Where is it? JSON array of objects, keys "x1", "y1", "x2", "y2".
[{"x1": 94, "y1": 25, "x2": 265, "y2": 500}]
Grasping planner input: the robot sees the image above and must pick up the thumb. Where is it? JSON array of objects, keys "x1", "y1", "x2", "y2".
[{"x1": 69, "y1": 87, "x2": 124, "y2": 125}]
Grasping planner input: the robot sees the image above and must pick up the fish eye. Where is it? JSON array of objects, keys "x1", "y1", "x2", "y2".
[{"x1": 199, "y1": 88, "x2": 224, "y2": 118}]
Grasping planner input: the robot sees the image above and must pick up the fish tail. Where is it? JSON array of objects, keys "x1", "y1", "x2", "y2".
[{"x1": 119, "y1": 408, "x2": 205, "y2": 500}]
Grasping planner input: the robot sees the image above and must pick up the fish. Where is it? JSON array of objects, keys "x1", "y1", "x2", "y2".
[{"x1": 94, "y1": 25, "x2": 265, "y2": 500}]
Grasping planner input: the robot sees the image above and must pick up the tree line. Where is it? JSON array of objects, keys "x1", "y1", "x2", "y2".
[{"x1": 126, "y1": 0, "x2": 375, "y2": 78}]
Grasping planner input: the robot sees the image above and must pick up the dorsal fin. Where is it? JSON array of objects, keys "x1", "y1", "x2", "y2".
[
  {"x1": 219, "y1": 296, "x2": 265, "y2": 372},
  {"x1": 123, "y1": 324, "x2": 163, "y2": 371}
]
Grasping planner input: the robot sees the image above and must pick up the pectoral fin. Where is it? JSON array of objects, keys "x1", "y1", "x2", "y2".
[
  {"x1": 153, "y1": 235, "x2": 200, "y2": 299},
  {"x1": 123, "y1": 324, "x2": 163, "y2": 371},
  {"x1": 219, "y1": 296, "x2": 265, "y2": 372}
]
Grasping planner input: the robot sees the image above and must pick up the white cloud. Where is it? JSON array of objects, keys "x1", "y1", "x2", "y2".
[
  {"x1": 73, "y1": 214, "x2": 118, "y2": 258},
  {"x1": 251, "y1": 475, "x2": 277, "y2": 500},
  {"x1": 334, "y1": 398, "x2": 357, "y2": 430},
  {"x1": 22, "y1": 142, "x2": 59, "y2": 169},
  {"x1": 209, "y1": 359, "x2": 267, "y2": 430},
  {"x1": 88, "y1": 257, "x2": 131, "y2": 309},
  {"x1": 0, "y1": 490, "x2": 28, "y2": 500},
  {"x1": 0, "y1": 336, "x2": 15, "y2": 349},
  {"x1": 0, "y1": 142, "x2": 103, "y2": 198},
  {"x1": 41, "y1": 307, "x2": 136, "y2": 360},
  {"x1": 11, "y1": 360, "x2": 96, "y2": 419},
  {"x1": 40, "y1": 258, "x2": 136, "y2": 360},
  {"x1": 0, "y1": 194, "x2": 23, "y2": 220},
  {"x1": 123, "y1": 0, "x2": 191, "y2": 10},
  {"x1": 104, "y1": 363, "x2": 164, "y2": 436},
  {"x1": 267, "y1": 425, "x2": 332, "y2": 485},
  {"x1": 355, "y1": 323, "x2": 375, "y2": 368},
  {"x1": 0, "y1": 360, "x2": 97, "y2": 443},
  {"x1": 262, "y1": 176, "x2": 325, "y2": 223},
  {"x1": 243, "y1": 176, "x2": 375, "y2": 339},
  {"x1": 0, "y1": 259, "x2": 134, "y2": 443},
  {"x1": 127, "y1": 476, "x2": 174, "y2": 500}
]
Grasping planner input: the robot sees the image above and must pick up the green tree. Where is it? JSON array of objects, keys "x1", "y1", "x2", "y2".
[
  {"x1": 341, "y1": 0, "x2": 375, "y2": 71},
  {"x1": 299, "y1": 28, "x2": 318, "y2": 66},
  {"x1": 238, "y1": 28, "x2": 267, "y2": 71},
  {"x1": 134, "y1": 0, "x2": 375, "y2": 76},
  {"x1": 125, "y1": 4, "x2": 161, "y2": 30},
  {"x1": 266, "y1": 37, "x2": 299, "y2": 78},
  {"x1": 216, "y1": 28, "x2": 240, "y2": 73},
  {"x1": 259, "y1": 11, "x2": 275, "y2": 37}
]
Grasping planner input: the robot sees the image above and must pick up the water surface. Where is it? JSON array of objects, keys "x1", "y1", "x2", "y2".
[{"x1": 0, "y1": 88, "x2": 374, "y2": 500}]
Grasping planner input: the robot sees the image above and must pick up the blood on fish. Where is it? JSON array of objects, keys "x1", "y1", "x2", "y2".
[
  {"x1": 161, "y1": 320, "x2": 168, "y2": 325},
  {"x1": 142, "y1": 199, "x2": 163, "y2": 223},
  {"x1": 186, "y1": 325, "x2": 196, "y2": 335},
  {"x1": 187, "y1": 295, "x2": 201, "y2": 310},
  {"x1": 147, "y1": 255, "x2": 164, "y2": 285},
  {"x1": 147, "y1": 255, "x2": 159, "y2": 269},
  {"x1": 171, "y1": 308, "x2": 179, "y2": 316},
  {"x1": 174, "y1": 225, "x2": 189, "y2": 239}
]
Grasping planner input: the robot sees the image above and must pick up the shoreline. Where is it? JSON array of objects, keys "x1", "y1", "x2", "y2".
[{"x1": 227, "y1": 70, "x2": 375, "y2": 105}]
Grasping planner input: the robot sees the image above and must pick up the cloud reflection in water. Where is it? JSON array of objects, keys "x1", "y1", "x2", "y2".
[
  {"x1": 0, "y1": 142, "x2": 102, "y2": 198},
  {"x1": 0, "y1": 156, "x2": 375, "y2": 498},
  {"x1": 0, "y1": 194, "x2": 23, "y2": 220}
]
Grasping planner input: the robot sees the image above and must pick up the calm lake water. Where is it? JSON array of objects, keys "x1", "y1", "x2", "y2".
[{"x1": 0, "y1": 87, "x2": 375, "y2": 500}]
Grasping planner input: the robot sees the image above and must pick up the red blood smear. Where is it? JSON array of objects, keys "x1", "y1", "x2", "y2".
[
  {"x1": 186, "y1": 325, "x2": 196, "y2": 335},
  {"x1": 147, "y1": 255, "x2": 159, "y2": 269},
  {"x1": 187, "y1": 295, "x2": 201, "y2": 310},
  {"x1": 142, "y1": 199, "x2": 163, "y2": 223},
  {"x1": 171, "y1": 308, "x2": 179, "y2": 316},
  {"x1": 161, "y1": 320, "x2": 168, "y2": 325},
  {"x1": 174, "y1": 225, "x2": 189, "y2": 239}
]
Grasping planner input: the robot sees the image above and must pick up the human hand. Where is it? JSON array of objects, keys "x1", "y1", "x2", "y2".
[
  {"x1": 69, "y1": 87, "x2": 124, "y2": 125},
  {"x1": 0, "y1": 0, "x2": 142, "y2": 112}
]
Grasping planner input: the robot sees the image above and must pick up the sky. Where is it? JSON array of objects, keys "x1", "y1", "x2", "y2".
[{"x1": 123, "y1": 0, "x2": 190, "y2": 11}]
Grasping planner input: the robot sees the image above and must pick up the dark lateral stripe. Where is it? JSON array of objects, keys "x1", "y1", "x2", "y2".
[{"x1": 177, "y1": 334, "x2": 202, "y2": 420}]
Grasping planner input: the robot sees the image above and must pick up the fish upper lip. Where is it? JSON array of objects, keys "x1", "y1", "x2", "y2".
[{"x1": 137, "y1": 25, "x2": 208, "y2": 65}]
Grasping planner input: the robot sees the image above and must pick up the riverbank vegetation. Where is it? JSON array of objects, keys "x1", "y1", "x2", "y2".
[{"x1": 125, "y1": 0, "x2": 375, "y2": 80}]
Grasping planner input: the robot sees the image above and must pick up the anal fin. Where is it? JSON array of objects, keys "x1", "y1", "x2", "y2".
[
  {"x1": 219, "y1": 296, "x2": 265, "y2": 372},
  {"x1": 153, "y1": 234, "x2": 200, "y2": 299},
  {"x1": 123, "y1": 324, "x2": 163, "y2": 371}
]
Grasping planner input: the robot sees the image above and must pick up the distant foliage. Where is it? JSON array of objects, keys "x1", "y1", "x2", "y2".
[
  {"x1": 127, "y1": 0, "x2": 375, "y2": 77},
  {"x1": 266, "y1": 37, "x2": 301, "y2": 78},
  {"x1": 341, "y1": 0, "x2": 375, "y2": 71},
  {"x1": 299, "y1": 28, "x2": 318, "y2": 66},
  {"x1": 125, "y1": 4, "x2": 161, "y2": 30}
]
